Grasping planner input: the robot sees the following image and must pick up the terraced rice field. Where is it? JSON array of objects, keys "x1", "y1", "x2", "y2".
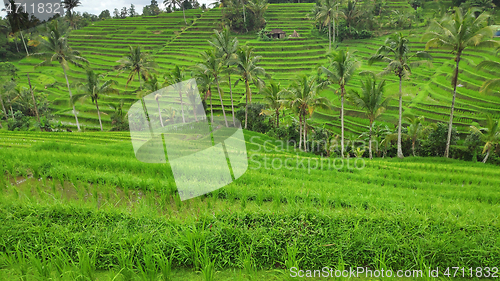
[
  {"x1": 9, "y1": 4, "x2": 500, "y2": 138},
  {"x1": 0, "y1": 130, "x2": 499, "y2": 280}
]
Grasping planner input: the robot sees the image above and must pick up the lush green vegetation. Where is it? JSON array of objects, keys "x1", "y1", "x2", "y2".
[{"x1": 0, "y1": 130, "x2": 499, "y2": 280}]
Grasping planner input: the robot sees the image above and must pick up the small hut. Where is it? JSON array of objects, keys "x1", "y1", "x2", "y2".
[{"x1": 269, "y1": 29, "x2": 286, "y2": 39}]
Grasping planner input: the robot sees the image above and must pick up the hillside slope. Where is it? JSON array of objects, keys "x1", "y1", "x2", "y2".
[{"x1": 10, "y1": 4, "x2": 500, "y2": 137}]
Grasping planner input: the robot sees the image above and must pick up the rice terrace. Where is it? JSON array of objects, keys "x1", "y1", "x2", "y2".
[{"x1": 0, "y1": 0, "x2": 500, "y2": 280}]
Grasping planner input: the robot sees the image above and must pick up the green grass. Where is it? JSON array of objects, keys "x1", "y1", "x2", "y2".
[{"x1": 0, "y1": 129, "x2": 499, "y2": 280}]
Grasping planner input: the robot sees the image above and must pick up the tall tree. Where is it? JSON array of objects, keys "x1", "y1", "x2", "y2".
[
  {"x1": 197, "y1": 48, "x2": 228, "y2": 127},
  {"x1": 164, "y1": 65, "x2": 188, "y2": 124},
  {"x1": 246, "y1": 0, "x2": 269, "y2": 29},
  {"x1": 193, "y1": 67, "x2": 214, "y2": 123},
  {"x1": 288, "y1": 75, "x2": 331, "y2": 151},
  {"x1": 369, "y1": 32, "x2": 432, "y2": 159},
  {"x1": 32, "y1": 21, "x2": 88, "y2": 131},
  {"x1": 115, "y1": 45, "x2": 157, "y2": 133},
  {"x1": 422, "y1": 7, "x2": 499, "y2": 158},
  {"x1": 313, "y1": 0, "x2": 342, "y2": 51},
  {"x1": 261, "y1": 81, "x2": 287, "y2": 128},
  {"x1": 346, "y1": 73, "x2": 390, "y2": 159},
  {"x1": 319, "y1": 49, "x2": 360, "y2": 158},
  {"x1": 234, "y1": 45, "x2": 266, "y2": 129},
  {"x1": 62, "y1": 0, "x2": 82, "y2": 28},
  {"x1": 470, "y1": 115, "x2": 500, "y2": 163},
  {"x1": 209, "y1": 26, "x2": 239, "y2": 126},
  {"x1": 72, "y1": 69, "x2": 117, "y2": 131},
  {"x1": 164, "y1": 0, "x2": 187, "y2": 24},
  {"x1": 4, "y1": 0, "x2": 30, "y2": 55}
]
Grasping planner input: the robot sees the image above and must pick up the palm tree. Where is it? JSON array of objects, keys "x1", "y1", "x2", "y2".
[
  {"x1": 476, "y1": 49, "x2": 500, "y2": 93},
  {"x1": 164, "y1": 65, "x2": 188, "y2": 124},
  {"x1": 193, "y1": 67, "x2": 214, "y2": 123},
  {"x1": 341, "y1": 0, "x2": 363, "y2": 31},
  {"x1": 234, "y1": 45, "x2": 266, "y2": 129},
  {"x1": 198, "y1": 48, "x2": 228, "y2": 127},
  {"x1": 369, "y1": 32, "x2": 432, "y2": 159},
  {"x1": 3, "y1": 0, "x2": 30, "y2": 56},
  {"x1": 288, "y1": 75, "x2": 331, "y2": 151},
  {"x1": 209, "y1": 26, "x2": 239, "y2": 126},
  {"x1": 470, "y1": 115, "x2": 500, "y2": 163},
  {"x1": 404, "y1": 115, "x2": 435, "y2": 156},
  {"x1": 246, "y1": 0, "x2": 269, "y2": 28},
  {"x1": 319, "y1": 49, "x2": 360, "y2": 158},
  {"x1": 71, "y1": 69, "x2": 117, "y2": 131},
  {"x1": 313, "y1": 0, "x2": 342, "y2": 51},
  {"x1": 32, "y1": 20, "x2": 88, "y2": 131},
  {"x1": 164, "y1": 0, "x2": 187, "y2": 24},
  {"x1": 422, "y1": 7, "x2": 499, "y2": 158},
  {"x1": 347, "y1": 73, "x2": 390, "y2": 159},
  {"x1": 62, "y1": 0, "x2": 82, "y2": 28},
  {"x1": 261, "y1": 81, "x2": 287, "y2": 128},
  {"x1": 116, "y1": 45, "x2": 157, "y2": 134}
]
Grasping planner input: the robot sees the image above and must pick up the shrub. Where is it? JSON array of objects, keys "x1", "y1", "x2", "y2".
[
  {"x1": 7, "y1": 111, "x2": 30, "y2": 131},
  {"x1": 235, "y1": 103, "x2": 271, "y2": 133},
  {"x1": 421, "y1": 122, "x2": 459, "y2": 157}
]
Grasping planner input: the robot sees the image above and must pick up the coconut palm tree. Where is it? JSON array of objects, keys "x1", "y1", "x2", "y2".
[
  {"x1": 192, "y1": 67, "x2": 214, "y2": 123},
  {"x1": 115, "y1": 45, "x2": 157, "y2": 134},
  {"x1": 164, "y1": 65, "x2": 188, "y2": 124},
  {"x1": 163, "y1": 0, "x2": 187, "y2": 24},
  {"x1": 3, "y1": 0, "x2": 30, "y2": 56},
  {"x1": 62, "y1": 0, "x2": 82, "y2": 28},
  {"x1": 246, "y1": 0, "x2": 269, "y2": 28},
  {"x1": 347, "y1": 73, "x2": 390, "y2": 159},
  {"x1": 319, "y1": 49, "x2": 360, "y2": 158},
  {"x1": 234, "y1": 45, "x2": 266, "y2": 129},
  {"x1": 476, "y1": 49, "x2": 500, "y2": 93},
  {"x1": 422, "y1": 7, "x2": 499, "y2": 158},
  {"x1": 209, "y1": 26, "x2": 239, "y2": 126},
  {"x1": 369, "y1": 32, "x2": 432, "y2": 159},
  {"x1": 288, "y1": 75, "x2": 331, "y2": 151},
  {"x1": 313, "y1": 0, "x2": 343, "y2": 51},
  {"x1": 470, "y1": 115, "x2": 500, "y2": 163},
  {"x1": 32, "y1": 20, "x2": 88, "y2": 131},
  {"x1": 198, "y1": 48, "x2": 228, "y2": 127},
  {"x1": 71, "y1": 69, "x2": 117, "y2": 131},
  {"x1": 261, "y1": 81, "x2": 288, "y2": 128},
  {"x1": 404, "y1": 115, "x2": 435, "y2": 156}
]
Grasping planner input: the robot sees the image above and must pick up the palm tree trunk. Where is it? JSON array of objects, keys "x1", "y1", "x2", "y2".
[
  {"x1": 95, "y1": 99, "x2": 103, "y2": 131},
  {"x1": 483, "y1": 148, "x2": 490, "y2": 163},
  {"x1": 27, "y1": 73, "x2": 40, "y2": 123},
  {"x1": 209, "y1": 89, "x2": 213, "y2": 124},
  {"x1": 444, "y1": 53, "x2": 461, "y2": 158},
  {"x1": 397, "y1": 76, "x2": 404, "y2": 159},
  {"x1": 14, "y1": 36, "x2": 19, "y2": 53},
  {"x1": 179, "y1": 89, "x2": 186, "y2": 123},
  {"x1": 332, "y1": 16, "x2": 336, "y2": 46},
  {"x1": 193, "y1": 105, "x2": 198, "y2": 121},
  {"x1": 20, "y1": 31, "x2": 29, "y2": 56},
  {"x1": 369, "y1": 120, "x2": 373, "y2": 159},
  {"x1": 412, "y1": 138, "x2": 416, "y2": 157},
  {"x1": 182, "y1": 6, "x2": 187, "y2": 25},
  {"x1": 276, "y1": 109, "x2": 279, "y2": 128},
  {"x1": 328, "y1": 20, "x2": 331, "y2": 51},
  {"x1": 228, "y1": 68, "x2": 236, "y2": 126},
  {"x1": 215, "y1": 77, "x2": 228, "y2": 127},
  {"x1": 245, "y1": 79, "x2": 250, "y2": 129},
  {"x1": 0, "y1": 95, "x2": 7, "y2": 121},
  {"x1": 303, "y1": 116, "x2": 307, "y2": 151},
  {"x1": 138, "y1": 73, "x2": 154, "y2": 135},
  {"x1": 341, "y1": 84, "x2": 345, "y2": 158},
  {"x1": 157, "y1": 101, "x2": 164, "y2": 127},
  {"x1": 7, "y1": 96, "x2": 14, "y2": 120},
  {"x1": 62, "y1": 67, "x2": 81, "y2": 131},
  {"x1": 299, "y1": 114, "x2": 302, "y2": 149}
]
